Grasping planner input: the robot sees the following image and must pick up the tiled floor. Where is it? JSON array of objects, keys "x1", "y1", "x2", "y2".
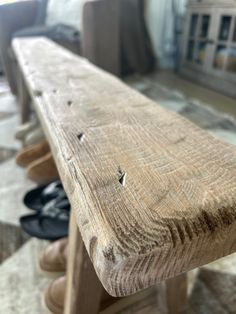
[{"x1": 1, "y1": 73, "x2": 236, "y2": 313}]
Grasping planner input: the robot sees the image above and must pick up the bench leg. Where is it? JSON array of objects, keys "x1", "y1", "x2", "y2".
[
  {"x1": 64, "y1": 212, "x2": 187, "y2": 314},
  {"x1": 64, "y1": 212, "x2": 103, "y2": 314},
  {"x1": 166, "y1": 273, "x2": 187, "y2": 314},
  {"x1": 16, "y1": 67, "x2": 31, "y2": 124}
]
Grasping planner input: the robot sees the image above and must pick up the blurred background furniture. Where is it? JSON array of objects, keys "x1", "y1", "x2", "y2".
[
  {"x1": 181, "y1": 0, "x2": 236, "y2": 98},
  {"x1": 0, "y1": 59, "x2": 3, "y2": 75},
  {"x1": 0, "y1": 0, "x2": 120, "y2": 96},
  {"x1": 0, "y1": 0, "x2": 155, "y2": 104}
]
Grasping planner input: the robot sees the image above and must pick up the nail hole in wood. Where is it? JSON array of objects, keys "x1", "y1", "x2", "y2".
[
  {"x1": 67, "y1": 100, "x2": 73, "y2": 106},
  {"x1": 119, "y1": 172, "x2": 127, "y2": 187},
  {"x1": 77, "y1": 133, "x2": 85, "y2": 142},
  {"x1": 34, "y1": 90, "x2": 42, "y2": 97},
  {"x1": 118, "y1": 167, "x2": 127, "y2": 186}
]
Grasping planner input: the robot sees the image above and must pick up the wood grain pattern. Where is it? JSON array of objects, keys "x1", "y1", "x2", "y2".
[{"x1": 13, "y1": 38, "x2": 236, "y2": 297}]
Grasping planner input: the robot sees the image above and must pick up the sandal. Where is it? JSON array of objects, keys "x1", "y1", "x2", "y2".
[
  {"x1": 20, "y1": 198, "x2": 70, "y2": 241},
  {"x1": 23, "y1": 181, "x2": 66, "y2": 211}
]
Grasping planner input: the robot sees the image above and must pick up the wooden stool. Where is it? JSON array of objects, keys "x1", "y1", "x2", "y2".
[{"x1": 13, "y1": 38, "x2": 236, "y2": 313}]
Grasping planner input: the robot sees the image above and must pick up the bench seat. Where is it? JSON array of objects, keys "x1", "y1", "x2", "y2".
[{"x1": 13, "y1": 37, "x2": 236, "y2": 297}]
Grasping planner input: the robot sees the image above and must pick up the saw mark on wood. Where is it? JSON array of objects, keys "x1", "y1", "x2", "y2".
[{"x1": 202, "y1": 210, "x2": 218, "y2": 233}]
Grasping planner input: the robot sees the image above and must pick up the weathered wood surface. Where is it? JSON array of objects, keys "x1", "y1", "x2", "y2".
[
  {"x1": 16, "y1": 66, "x2": 31, "y2": 123},
  {"x1": 13, "y1": 38, "x2": 236, "y2": 297}
]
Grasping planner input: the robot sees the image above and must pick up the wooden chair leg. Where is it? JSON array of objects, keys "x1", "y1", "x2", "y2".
[
  {"x1": 64, "y1": 212, "x2": 104, "y2": 314},
  {"x1": 166, "y1": 273, "x2": 187, "y2": 314},
  {"x1": 16, "y1": 67, "x2": 31, "y2": 123}
]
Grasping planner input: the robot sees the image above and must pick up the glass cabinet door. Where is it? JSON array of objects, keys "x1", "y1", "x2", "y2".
[
  {"x1": 182, "y1": 6, "x2": 236, "y2": 97},
  {"x1": 185, "y1": 11, "x2": 212, "y2": 67},
  {"x1": 207, "y1": 9, "x2": 236, "y2": 82},
  {"x1": 184, "y1": 8, "x2": 236, "y2": 83},
  {"x1": 228, "y1": 17, "x2": 236, "y2": 74}
]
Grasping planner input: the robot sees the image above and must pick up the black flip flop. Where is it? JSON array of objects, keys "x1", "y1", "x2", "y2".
[
  {"x1": 23, "y1": 181, "x2": 66, "y2": 211},
  {"x1": 20, "y1": 198, "x2": 70, "y2": 241}
]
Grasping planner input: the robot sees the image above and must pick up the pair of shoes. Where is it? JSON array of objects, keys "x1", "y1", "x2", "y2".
[
  {"x1": 15, "y1": 119, "x2": 45, "y2": 147},
  {"x1": 15, "y1": 119, "x2": 38, "y2": 141},
  {"x1": 23, "y1": 181, "x2": 65, "y2": 211},
  {"x1": 39, "y1": 237, "x2": 68, "y2": 274},
  {"x1": 43, "y1": 275, "x2": 117, "y2": 314},
  {"x1": 16, "y1": 140, "x2": 50, "y2": 167},
  {"x1": 25, "y1": 127, "x2": 45, "y2": 147},
  {"x1": 16, "y1": 140, "x2": 59, "y2": 185},
  {"x1": 40, "y1": 239, "x2": 68, "y2": 314},
  {"x1": 44, "y1": 276, "x2": 66, "y2": 314},
  {"x1": 40, "y1": 240, "x2": 118, "y2": 314},
  {"x1": 27, "y1": 152, "x2": 59, "y2": 185},
  {"x1": 20, "y1": 182, "x2": 70, "y2": 241}
]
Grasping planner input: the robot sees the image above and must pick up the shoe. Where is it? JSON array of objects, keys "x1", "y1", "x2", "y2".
[
  {"x1": 23, "y1": 181, "x2": 65, "y2": 211},
  {"x1": 16, "y1": 140, "x2": 50, "y2": 168},
  {"x1": 39, "y1": 238, "x2": 68, "y2": 273},
  {"x1": 20, "y1": 197, "x2": 70, "y2": 241},
  {"x1": 27, "y1": 152, "x2": 59, "y2": 184},
  {"x1": 24, "y1": 126, "x2": 45, "y2": 147},
  {"x1": 15, "y1": 119, "x2": 38, "y2": 141},
  {"x1": 44, "y1": 276, "x2": 66, "y2": 314}
]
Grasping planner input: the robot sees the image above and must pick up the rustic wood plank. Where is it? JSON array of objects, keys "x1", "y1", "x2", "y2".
[
  {"x1": 13, "y1": 38, "x2": 236, "y2": 297},
  {"x1": 16, "y1": 66, "x2": 31, "y2": 123}
]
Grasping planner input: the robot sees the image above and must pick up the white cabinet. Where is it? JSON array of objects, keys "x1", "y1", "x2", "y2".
[{"x1": 181, "y1": 0, "x2": 236, "y2": 98}]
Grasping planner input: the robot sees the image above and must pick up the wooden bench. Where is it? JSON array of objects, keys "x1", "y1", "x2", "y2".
[{"x1": 13, "y1": 37, "x2": 236, "y2": 313}]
